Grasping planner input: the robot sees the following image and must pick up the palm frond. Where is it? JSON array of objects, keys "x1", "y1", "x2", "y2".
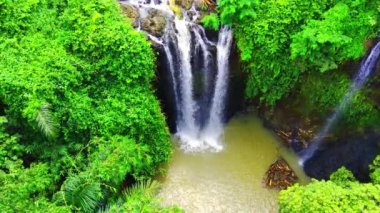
[
  {"x1": 125, "y1": 179, "x2": 160, "y2": 198},
  {"x1": 36, "y1": 103, "x2": 58, "y2": 139},
  {"x1": 58, "y1": 175, "x2": 102, "y2": 212},
  {"x1": 96, "y1": 201, "x2": 124, "y2": 213}
]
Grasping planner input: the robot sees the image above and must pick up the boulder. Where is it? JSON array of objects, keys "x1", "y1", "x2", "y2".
[
  {"x1": 121, "y1": 4, "x2": 140, "y2": 28},
  {"x1": 175, "y1": 0, "x2": 194, "y2": 10},
  {"x1": 141, "y1": 9, "x2": 167, "y2": 37},
  {"x1": 264, "y1": 158, "x2": 298, "y2": 190}
]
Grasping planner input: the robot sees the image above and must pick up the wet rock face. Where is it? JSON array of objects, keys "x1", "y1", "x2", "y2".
[
  {"x1": 259, "y1": 105, "x2": 318, "y2": 152},
  {"x1": 225, "y1": 42, "x2": 245, "y2": 122},
  {"x1": 264, "y1": 158, "x2": 298, "y2": 190},
  {"x1": 121, "y1": 4, "x2": 140, "y2": 28},
  {"x1": 141, "y1": 9, "x2": 167, "y2": 37}
]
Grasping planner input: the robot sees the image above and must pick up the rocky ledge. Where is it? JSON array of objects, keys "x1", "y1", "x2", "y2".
[{"x1": 119, "y1": 0, "x2": 216, "y2": 38}]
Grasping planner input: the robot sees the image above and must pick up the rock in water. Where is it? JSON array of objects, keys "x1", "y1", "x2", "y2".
[{"x1": 264, "y1": 158, "x2": 298, "y2": 190}]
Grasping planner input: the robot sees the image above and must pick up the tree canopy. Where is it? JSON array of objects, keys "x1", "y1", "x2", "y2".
[
  {"x1": 0, "y1": 0, "x2": 174, "y2": 211},
  {"x1": 209, "y1": 0, "x2": 379, "y2": 105}
]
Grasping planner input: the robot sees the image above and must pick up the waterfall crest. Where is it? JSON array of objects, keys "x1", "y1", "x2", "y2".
[
  {"x1": 121, "y1": 0, "x2": 233, "y2": 152},
  {"x1": 299, "y1": 41, "x2": 380, "y2": 165}
]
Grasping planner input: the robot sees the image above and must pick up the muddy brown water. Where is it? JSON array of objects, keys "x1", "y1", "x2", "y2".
[{"x1": 158, "y1": 114, "x2": 309, "y2": 213}]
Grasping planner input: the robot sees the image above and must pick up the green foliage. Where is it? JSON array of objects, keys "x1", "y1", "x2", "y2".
[
  {"x1": 87, "y1": 136, "x2": 149, "y2": 185},
  {"x1": 280, "y1": 181, "x2": 380, "y2": 212},
  {"x1": 0, "y1": 0, "x2": 172, "y2": 211},
  {"x1": 218, "y1": 0, "x2": 333, "y2": 105},
  {"x1": 329, "y1": 167, "x2": 356, "y2": 186},
  {"x1": 0, "y1": 116, "x2": 24, "y2": 166},
  {"x1": 54, "y1": 135, "x2": 151, "y2": 212},
  {"x1": 280, "y1": 157, "x2": 380, "y2": 212},
  {"x1": 201, "y1": 13, "x2": 220, "y2": 31},
  {"x1": 0, "y1": 0, "x2": 40, "y2": 37},
  {"x1": 104, "y1": 180, "x2": 184, "y2": 213},
  {"x1": 0, "y1": 0, "x2": 171, "y2": 172},
  {"x1": 291, "y1": 1, "x2": 379, "y2": 72},
  {"x1": 0, "y1": 160, "x2": 70, "y2": 212},
  {"x1": 298, "y1": 72, "x2": 380, "y2": 129},
  {"x1": 217, "y1": 0, "x2": 258, "y2": 25},
  {"x1": 124, "y1": 180, "x2": 162, "y2": 212},
  {"x1": 217, "y1": 0, "x2": 379, "y2": 105},
  {"x1": 370, "y1": 156, "x2": 380, "y2": 184},
  {"x1": 35, "y1": 103, "x2": 58, "y2": 140},
  {"x1": 55, "y1": 175, "x2": 102, "y2": 212}
]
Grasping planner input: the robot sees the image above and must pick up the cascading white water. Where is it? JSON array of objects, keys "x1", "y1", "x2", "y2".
[
  {"x1": 299, "y1": 41, "x2": 380, "y2": 166},
  {"x1": 121, "y1": 0, "x2": 233, "y2": 152},
  {"x1": 202, "y1": 26, "x2": 233, "y2": 150},
  {"x1": 174, "y1": 19, "x2": 200, "y2": 148}
]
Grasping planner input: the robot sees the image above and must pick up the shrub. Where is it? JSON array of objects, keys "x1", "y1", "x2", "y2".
[{"x1": 279, "y1": 156, "x2": 380, "y2": 212}]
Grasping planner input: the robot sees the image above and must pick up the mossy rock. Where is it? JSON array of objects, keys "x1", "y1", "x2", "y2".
[
  {"x1": 120, "y1": 4, "x2": 140, "y2": 28},
  {"x1": 141, "y1": 9, "x2": 167, "y2": 37},
  {"x1": 175, "y1": 0, "x2": 194, "y2": 10}
]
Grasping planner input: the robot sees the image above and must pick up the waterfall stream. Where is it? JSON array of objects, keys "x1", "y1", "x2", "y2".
[
  {"x1": 121, "y1": 0, "x2": 233, "y2": 152},
  {"x1": 299, "y1": 41, "x2": 380, "y2": 165},
  {"x1": 202, "y1": 26, "x2": 233, "y2": 150}
]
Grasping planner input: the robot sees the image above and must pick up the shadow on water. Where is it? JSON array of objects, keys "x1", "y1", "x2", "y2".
[{"x1": 303, "y1": 132, "x2": 380, "y2": 182}]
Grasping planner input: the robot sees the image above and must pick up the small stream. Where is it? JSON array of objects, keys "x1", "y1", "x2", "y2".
[{"x1": 158, "y1": 114, "x2": 309, "y2": 212}]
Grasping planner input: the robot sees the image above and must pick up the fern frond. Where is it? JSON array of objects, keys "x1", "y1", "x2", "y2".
[{"x1": 36, "y1": 103, "x2": 57, "y2": 139}]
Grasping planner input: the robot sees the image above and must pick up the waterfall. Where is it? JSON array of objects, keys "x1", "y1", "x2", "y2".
[
  {"x1": 299, "y1": 41, "x2": 380, "y2": 166},
  {"x1": 120, "y1": 0, "x2": 233, "y2": 152},
  {"x1": 174, "y1": 19, "x2": 199, "y2": 147},
  {"x1": 202, "y1": 26, "x2": 233, "y2": 150}
]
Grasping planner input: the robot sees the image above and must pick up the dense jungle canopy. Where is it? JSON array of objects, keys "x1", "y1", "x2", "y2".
[{"x1": 0, "y1": 0, "x2": 380, "y2": 212}]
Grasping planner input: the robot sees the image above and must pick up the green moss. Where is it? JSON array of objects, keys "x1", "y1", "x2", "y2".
[{"x1": 298, "y1": 71, "x2": 380, "y2": 130}]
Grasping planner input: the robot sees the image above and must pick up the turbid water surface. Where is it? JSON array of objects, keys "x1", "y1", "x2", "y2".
[{"x1": 158, "y1": 114, "x2": 309, "y2": 212}]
